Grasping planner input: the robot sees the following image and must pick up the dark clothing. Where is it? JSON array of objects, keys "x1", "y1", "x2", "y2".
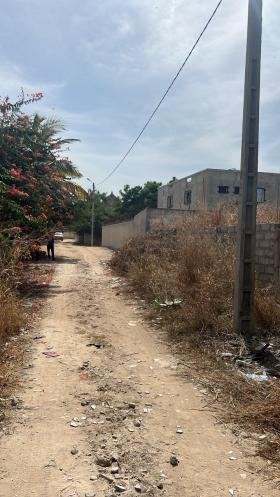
[{"x1": 47, "y1": 238, "x2": 55, "y2": 260}]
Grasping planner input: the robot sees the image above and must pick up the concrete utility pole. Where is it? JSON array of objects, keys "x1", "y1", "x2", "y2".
[
  {"x1": 87, "y1": 178, "x2": 95, "y2": 247},
  {"x1": 234, "y1": 0, "x2": 263, "y2": 338}
]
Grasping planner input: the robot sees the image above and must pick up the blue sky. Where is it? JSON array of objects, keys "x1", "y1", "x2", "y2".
[{"x1": 0, "y1": 0, "x2": 279, "y2": 193}]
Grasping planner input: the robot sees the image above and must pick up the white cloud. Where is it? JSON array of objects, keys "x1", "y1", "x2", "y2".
[{"x1": 0, "y1": 0, "x2": 279, "y2": 193}]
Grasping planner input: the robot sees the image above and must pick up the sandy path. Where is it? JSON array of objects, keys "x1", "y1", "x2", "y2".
[{"x1": 0, "y1": 242, "x2": 277, "y2": 497}]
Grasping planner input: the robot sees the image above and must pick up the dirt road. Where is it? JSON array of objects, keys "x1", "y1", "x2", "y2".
[{"x1": 0, "y1": 242, "x2": 277, "y2": 497}]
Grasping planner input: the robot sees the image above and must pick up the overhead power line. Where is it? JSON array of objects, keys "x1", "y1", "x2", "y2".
[{"x1": 97, "y1": 0, "x2": 224, "y2": 186}]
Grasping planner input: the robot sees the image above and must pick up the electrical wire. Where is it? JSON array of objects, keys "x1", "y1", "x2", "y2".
[{"x1": 97, "y1": 0, "x2": 224, "y2": 186}]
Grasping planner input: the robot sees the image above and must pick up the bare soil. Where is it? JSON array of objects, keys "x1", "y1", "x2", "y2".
[{"x1": 0, "y1": 242, "x2": 278, "y2": 497}]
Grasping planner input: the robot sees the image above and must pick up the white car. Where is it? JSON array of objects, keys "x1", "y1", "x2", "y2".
[{"x1": 54, "y1": 231, "x2": 64, "y2": 241}]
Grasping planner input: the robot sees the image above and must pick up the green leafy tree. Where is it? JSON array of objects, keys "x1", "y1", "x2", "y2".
[
  {"x1": 70, "y1": 181, "x2": 161, "y2": 243},
  {"x1": 70, "y1": 191, "x2": 121, "y2": 243},
  {"x1": 118, "y1": 181, "x2": 161, "y2": 218},
  {"x1": 0, "y1": 92, "x2": 84, "y2": 237}
]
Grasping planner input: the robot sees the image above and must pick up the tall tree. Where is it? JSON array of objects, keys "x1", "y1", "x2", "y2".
[
  {"x1": 0, "y1": 92, "x2": 84, "y2": 236},
  {"x1": 119, "y1": 181, "x2": 161, "y2": 218}
]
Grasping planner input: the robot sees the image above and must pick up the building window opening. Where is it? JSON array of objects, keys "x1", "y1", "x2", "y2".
[
  {"x1": 257, "y1": 187, "x2": 266, "y2": 203},
  {"x1": 234, "y1": 186, "x2": 240, "y2": 194},
  {"x1": 167, "y1": 195, "x2": 173, "y2": 208},
  {"x1": 184, "y1": 190, "x2": 192, "y2": 206},
  {"x1": 218, "y1": 185, "x2": 229, "y2": 194}
]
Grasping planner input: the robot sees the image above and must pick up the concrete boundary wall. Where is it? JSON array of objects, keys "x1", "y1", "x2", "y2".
[
  {"x1": 102, "y1": 220, "x2": 136, "y2": 250},
  {"x1": 101, "y1": 209, "x2": 280, "y2": 283},
  {"x1": 101, "y1": 208, "x2": 194, "y2": 249},
  {"x1": 213, "y1": 224, "x2": 280, "y2": 283}
]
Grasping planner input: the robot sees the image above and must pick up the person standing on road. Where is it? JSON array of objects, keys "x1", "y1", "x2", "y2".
[{"x1": 47, "y1": 234, "x2": 55, "y2": 261}]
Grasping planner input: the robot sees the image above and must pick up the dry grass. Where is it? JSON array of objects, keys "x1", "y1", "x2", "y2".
[
  {"x1": 0, "y1": 237, "x2": 26, "y2": 342},
  {"x1": 112, "y1": 204, "x2": 280, "y2": 337},
  {"x1": 111, "y1": 207, "x2": 280, "y2": 466}
]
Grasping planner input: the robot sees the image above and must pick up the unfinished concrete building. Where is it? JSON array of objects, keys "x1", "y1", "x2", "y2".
[{"x1": 157, "y1": 168, "x2": 280, "y2": 211}]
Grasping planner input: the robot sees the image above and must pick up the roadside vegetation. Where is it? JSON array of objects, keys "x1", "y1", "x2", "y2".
[
  {"x1": 0, "y1": 91, "x2": 83, "y2": 343},
  {"x1": 0, "y1": 234, "x2": 26, "y2": 340},
  {"x1": 111, "y1": 205, "x2": 280, "y2": 466},
  {"x1": 71, "y1": 181, "x2": 162, "y2": 243}
]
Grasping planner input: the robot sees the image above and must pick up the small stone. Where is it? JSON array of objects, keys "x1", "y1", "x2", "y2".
[
  {"x1": 81, "y1": 399, "x2": 90, "y2": 406},
  {"x1": 115, "y1": 483, "x2": 126, "y2": 492},
  {"x1": 0, "y1": 411, "x2": 5, "y2": 422},
  {"x1": 90, "y1": 475, "x2": 98, "y2": 481},
  {"x1": 176, "y1": 427, "x2": 183, "y2": 434},
  {"x1": 128, "y1": 402, "x2": 136, "y2": 409},
  {"x1": 134, "y1": 420, "x2": 141, "y2": 428},
  {"x1": 170, "y1": 454, "x2": 179, "y2": 467},
  {"x1": 70, "y1": 421, "x2": 80, "y2": 428},
  {"x1": 11, "y1": 397, "x2": 19, "y2": 407},
  {"x1": 91, "y1": 404, "x2": 96, "y2": 410},
  {"x1": 85, "y1": 493, "x2": 95, "y2": 497},
  {"x1": 157, "y1": 482, "x2": 164, "y2": 490},
  {"x1": 71, "y1": 447, "x2": 78, "y2": 455},
  {"x1": 111, "y1": 465, "x2": 119, "y2": 474},
  {"x1": 111, "y1": 452, "x2": 119, "y2": 462},
  {"x1": 100, "y1": 473, "x2": 114, "y2": 484},
  {"x1": 135, "y1": 483, "x2": 142, "y2": 492},
  {"x1": 96, "y1": 455, "x2": 112, "y2": 467}
]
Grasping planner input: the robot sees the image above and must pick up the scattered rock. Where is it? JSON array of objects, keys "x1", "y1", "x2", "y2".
[
  {"x1": 111, "y1": 452, "x2": 119, "y2": 462},
  {"x1": 87, "y1": 342, "x2": 104, "y2": 349},
  {"x1": 81, "y1": 360, "x2": 90, "y2": 370},
  {"x1": 44, "y1": 459, "x2": 56, "y2": 468},
  {"x1": 85, "y1": 493, "x2": 95, "y2": 497},
  {"x1": 157, "y1": 482, "x2": 164, "y2": 490},
  {"x1": 71, "y1": 447, "x2": 78, "y2": 455},
  {"x1": 99, "y1": 473, "x2": 114, "y2": 484},
  {"x1": 11, "y1": 397, "x2": 20, "y2": 407},
  {"x1": 115, "y1": 483, "x2": 126, "y2": 492},
  {"x1": 0, "y1": 411, "x2": 5, "y2": 422},
  {"x1": 176, "y1": 427, "x2": 183, "y2": 434},
  {"x1": 81, "y1": 399, "x2": 90, "y2": 406},
  {"x1": 90, "y1": 475, "x2": 98, "y2": 481},
  {"x1": 128, "y1": 402, "x2": 136, "y2": 409},
  {"x1": 42, "y1": 350, "x2": 60, "y2": 358},
  {"x1": 70, "y1": 421, "x2": 80, "y2": 428},
  {"x1": 111, "y1": 465, "x2": 119, "y2": 474},
  {"x1": 170, "y1": 454, "x2": 179, "y2": 467},
  {"x1": 96, "y1": 455, "x2": 112, "y2": 467},
  {"x1": 135, "y1": 483, "x2": 142, "y2": 492},
  {"x1": 134, "y1": 420, "x2": 141, "y2": 428}
]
